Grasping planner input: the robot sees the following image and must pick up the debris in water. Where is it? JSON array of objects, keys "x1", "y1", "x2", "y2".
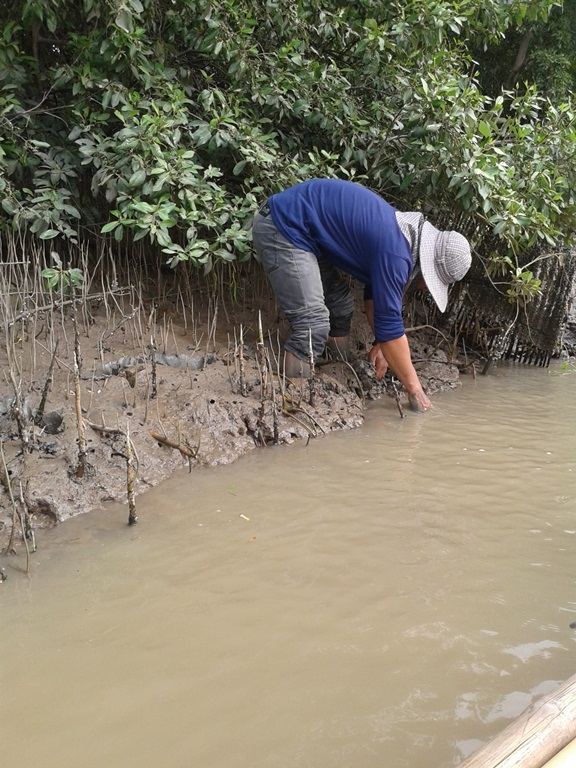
[{"x1": 239, "y1": 513, "x2": 250, "y2": 521}]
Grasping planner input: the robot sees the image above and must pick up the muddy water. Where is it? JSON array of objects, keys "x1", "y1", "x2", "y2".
[{"x1": 2, "y1": 365, "x2": 576, "y2": 768}]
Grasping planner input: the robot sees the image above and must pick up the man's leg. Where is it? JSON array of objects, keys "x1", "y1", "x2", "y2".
[
  {"x1": 317, "y1": 258, "x2": 355, "y2": 359},
  {"x1": 252, "y1": 213, "x2": 330, "y2": 376}
]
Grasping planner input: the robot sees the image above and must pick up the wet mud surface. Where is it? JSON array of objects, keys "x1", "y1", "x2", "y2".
[{"x1": 0, "y1": 300, "x2": 462, "y2": 552}]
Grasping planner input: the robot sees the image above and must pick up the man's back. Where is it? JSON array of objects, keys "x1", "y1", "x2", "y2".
[{"x1": 268, "y1": 178, "x2": 411, "y2": 286}]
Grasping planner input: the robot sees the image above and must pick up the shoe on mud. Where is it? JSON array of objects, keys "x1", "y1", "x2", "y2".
[
  {"x1": 283, "y1": 350, "x2": 312, "y2": 379},
  {"x1": 319, "y1": 337, "x2": 357, "y2": 364}
]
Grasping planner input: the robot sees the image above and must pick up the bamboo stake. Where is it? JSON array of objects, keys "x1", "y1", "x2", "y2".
[
  {"x1": 458, "y1": 673, "x2": 576, "y2": 768},
  {"x1": 541, "y1": 738, "x2": 576, "y2": 767}
]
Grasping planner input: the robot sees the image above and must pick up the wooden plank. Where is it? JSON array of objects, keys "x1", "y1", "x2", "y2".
[{"x1": 458, "y1": 674, "x2": 576, "y2": 768}]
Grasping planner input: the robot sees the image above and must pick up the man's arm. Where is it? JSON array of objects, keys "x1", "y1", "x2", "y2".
[
  {"x1": 364, "y1": 299, "x2": 431, "y2": 412},
  {"x1": 364, "y1": 299, "x2": 388, "y2": 379}
]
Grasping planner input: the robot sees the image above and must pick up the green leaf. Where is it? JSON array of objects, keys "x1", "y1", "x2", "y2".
[
  {"x1": 129, "y1": 169, "x2": 146, "y2": 187},
  {"x1": 192, "y1": 125, "x2": 212, "y2": 146},
  {"x1": 115, "y1": 8, "x2": 133, "y2": 33},
  {"x1": 39, "y1": 229, "x2": 59, "y2": 240},
  {"x1": 101, "y1": 221, "x2": 118, "y2": 233},
  {"x1": 133, "y1": 227, "x2": 149, "y2": 241},
  {"x1": 68, "y1": 268, "x2": 84, "y2": 286},
  {"x1": 44, "y1": 273, "x2": 60, "y2": 289}
]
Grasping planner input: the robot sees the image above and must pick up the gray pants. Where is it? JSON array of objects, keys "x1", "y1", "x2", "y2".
[{"x1": 252, "y1": 211, "x2": 354, "y2": 359}]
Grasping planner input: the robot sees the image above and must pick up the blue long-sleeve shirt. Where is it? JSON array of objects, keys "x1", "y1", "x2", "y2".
[{"x1": 268, "y1": 179, "x2": 412, "y2": 342}]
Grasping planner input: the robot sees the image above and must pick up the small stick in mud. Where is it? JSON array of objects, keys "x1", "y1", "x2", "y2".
[
  {"x1": 149, "y1": 430, "x2": 199, "y2": 460},
  {"x1": 0, "y1": 440, "x2": 19, "y2": 555},
  {"x1": 142, "y1": 381, "x2": 150, "y2": 424},
  {"x1": 87, "y1": 360, "x2": 97, "y2": 412},
  {"x1": 388, "y1": 376, "x2": 406, "y2": 419},
  {"x1": 269, "y1": 330, "x2": 287, "y2": 403},
  {"x1": 170, "y1": 318, "x2": 180, "y2": 357},
  {"x1": 20, "y1": 481, "x2": 36, "y2": 554},
  {"x1": 126, "y1": 422, "x2": 138, "y2": 526},
  {"x1": 255, "y1": 312, "x2": 270, "y2": 444},
  {"x1": 308, "y1": 329, "x2": 316, "y2": 408},
  {"x1": 69, "y1": 288, "x2": 90, "y2": 477},
  {"x1": 7, "y1": 365, "x2": 32, "y2": 453},
  {"x1": 148, "y1": 336, "x2": 158, "y2": 400},
  {"x1": 225, "y1": 333, "x2": 234, "y2": 389},
  {"x1": 34, "y1": 338, "x2": 60, "y2": 426},
  {"x1": 269, "y1": 356, "x2": 280, "y2": 444},
  {"x1": 87, "y1": 420, "x2": 125, "y2": 437},
  {"x1": 256, "y1": 312, "x2": 268, "y2": 399},
  {"x1": 205, "y1": 297, "x2": 219, "y2": 366},
  {"x1": 17, "y1": 481, "x2": 31, "y2": 573},
  {"x1": 238, "y1": 324, "x2": 247, "y2": 397}
]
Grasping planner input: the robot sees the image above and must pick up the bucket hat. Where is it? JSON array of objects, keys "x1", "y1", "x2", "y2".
[{"x1": 396, "y1": 212, "x2": 472, "y2": 312}]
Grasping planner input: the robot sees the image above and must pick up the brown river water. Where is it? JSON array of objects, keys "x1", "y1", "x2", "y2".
[{"x1": 1, "y1": 364, "x2": 576, "y2": 768}]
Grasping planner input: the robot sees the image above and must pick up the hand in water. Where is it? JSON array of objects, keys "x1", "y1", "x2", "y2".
[
  {"x1": 408, "y1": 388, "x2": 432, "y2": 413},
  {"x1": 368, "y1": 346, "x2": 388, "y2": 380}
]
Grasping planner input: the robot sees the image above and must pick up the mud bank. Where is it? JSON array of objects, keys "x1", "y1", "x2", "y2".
[{"x1": 0, "y1": 301, "x2": 462, "y2": 559}]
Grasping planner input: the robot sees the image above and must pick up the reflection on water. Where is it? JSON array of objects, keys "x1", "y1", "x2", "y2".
[
  {"x1": 1, "y1": 364, "x2": 576, "y2": 768},
  {"x1": 503, "y1": 640, "x2": 565, "y2": 664}
]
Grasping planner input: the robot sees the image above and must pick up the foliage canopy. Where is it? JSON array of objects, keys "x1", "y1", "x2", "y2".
[{"x1": 1, "y1": 0, "x2": 574, "y2": 299}]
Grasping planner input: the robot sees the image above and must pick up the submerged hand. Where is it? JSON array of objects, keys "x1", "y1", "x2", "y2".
[
  {"x1": 368, "y1": 345, "x2": 388, "y2": 380},
  {"x1": 408, "y1": 388, "x2": 432, "y2": 413}
]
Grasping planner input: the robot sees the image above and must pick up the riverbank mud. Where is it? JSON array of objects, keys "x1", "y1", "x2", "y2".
[{"x1": 0, "y1": 292, "x2": 462, "y2": 556}]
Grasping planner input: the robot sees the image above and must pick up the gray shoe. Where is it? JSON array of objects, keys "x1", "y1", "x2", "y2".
[{"x1": 283, "y1": 350, "x2": 312, "y2": 379}]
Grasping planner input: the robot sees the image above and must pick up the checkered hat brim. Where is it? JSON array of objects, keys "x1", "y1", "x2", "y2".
[{"x1": 418, "y1": 222, "x2": 471, "y2": 313}]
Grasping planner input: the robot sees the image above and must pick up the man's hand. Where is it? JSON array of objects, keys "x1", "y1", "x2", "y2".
[
  {"x1": 365, "y1": 325, "x2": 432, "y2": 413},
  {"x1": 368, "y1": 344, "x2": 388, "y2": 380},
  {"x1": 408, "y1": 387, "x2": 432, "y2": 413}
]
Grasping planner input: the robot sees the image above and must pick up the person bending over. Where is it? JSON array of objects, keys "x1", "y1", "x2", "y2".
[{"x1": 252, "y1": 178, "x2": 471, "y2": 412}]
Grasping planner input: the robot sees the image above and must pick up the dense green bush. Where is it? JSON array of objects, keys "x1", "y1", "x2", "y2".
[
  {"x1": 478, "y1": 0, "x2": 576, "y2": 101},
  {"x1": 0, "y1": 0, "x2": 574, "y2": 300}
]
